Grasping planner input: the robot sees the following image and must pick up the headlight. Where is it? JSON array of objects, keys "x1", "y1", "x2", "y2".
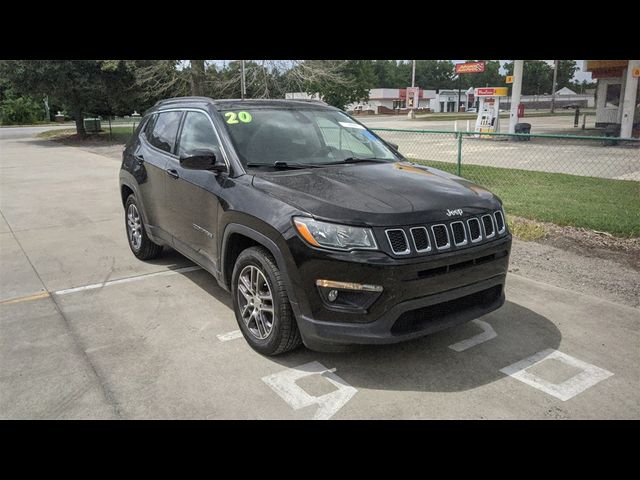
[{"x1": 293, "y1": 217, "x2": 377, "y2": 251}]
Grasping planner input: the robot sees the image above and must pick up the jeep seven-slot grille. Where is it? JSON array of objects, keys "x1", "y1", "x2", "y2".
[
  {"x1": 386, "y1": 229, "x2": 410, "y2": 255},
  {"x1": 431, "y1": 225, "x2": 450, "y2": 249},
  {"x1": 494, "y1": 210, "x2": 505, "y2": 233},
  {"x1": 482, "y1": 214, "x2": 495, "y2": 238},
  {"x1": 467, "y1": 218, "x2": 482, "y2": 242},
  {"x1": 410, "y1": 227, "x2": 431, "y2": 252},
  {"x1": 383, "y1": 211, "x2": 506, "y2": 256}
]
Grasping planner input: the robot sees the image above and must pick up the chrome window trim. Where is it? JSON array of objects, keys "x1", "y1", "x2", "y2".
[
  {"x1": 481, "y1": 214, "x2": 496, "y2": 239},
  {"x1": 450, "y1": 221, "x2": 468, "y2": 247},
  {"x1": 385, "y1": 228, "x2": 411, "y2": 255},
  {"x1": 409, "y1": 226, "x2": 432, "y2": 253},
  {"x1": 494, "y1": 210, "x2": 506, "y2": 234},
  {"x1": 155, "y1": 107, "x2": 232, "y2": 172},
  {"x1": 431, "y1": 224, "x2": 451, "y2": 250},
  {"x1": 467, "y1": 217, "x2": 483, "y2": 243}
]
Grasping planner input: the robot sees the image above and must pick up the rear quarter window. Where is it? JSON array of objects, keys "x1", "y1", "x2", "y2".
[{"x1": 147, "y1": 111, "x2": 183, "y2": 153}]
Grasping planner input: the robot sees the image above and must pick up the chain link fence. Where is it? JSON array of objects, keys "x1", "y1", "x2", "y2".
[{"x1": 372, "y1": 128, "x2": 640, "y2": 237}]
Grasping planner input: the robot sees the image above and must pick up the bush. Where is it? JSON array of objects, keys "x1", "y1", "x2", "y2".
[{"x1": 0, "y1": 96, "x2": 44, "y2": 125}]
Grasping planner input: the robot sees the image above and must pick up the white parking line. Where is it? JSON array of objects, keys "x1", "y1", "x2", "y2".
[
  {"x1": 53, "y1": 266, "x2": 202, "y2": 295},
  {"x1": 500, "y1": 349, "x2": 614, "y2": 401},
  {"x1": 216, "y1": 330, "x2": 243, "y2": 342},
  {"x1": 262, "y1": 361, "x2": 357, "y2": 420},
  {"x1": 448, "y1": 319, "x2": 497, "y2": 352}
]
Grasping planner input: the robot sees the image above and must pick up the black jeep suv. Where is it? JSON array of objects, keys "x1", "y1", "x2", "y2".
[{"x1": 119, "y1": 97, "x2": 511, "y2": 355}]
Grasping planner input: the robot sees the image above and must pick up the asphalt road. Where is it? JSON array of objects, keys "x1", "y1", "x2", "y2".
[{"x1": 1, "y1": 127, "x2": 638, "y2": 419}]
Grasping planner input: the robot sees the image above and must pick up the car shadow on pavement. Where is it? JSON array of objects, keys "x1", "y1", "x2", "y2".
[
  {"x1": 179, "y1": 267, "x2": 561, "y2": 393},
  {"x1": 272, "y1": 300, "x2": 562, "y2": 393}
]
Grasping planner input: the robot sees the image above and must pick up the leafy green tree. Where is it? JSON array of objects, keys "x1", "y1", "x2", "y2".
[
  {"x1": 0, "y1": 60, "x2": 144, "y2": 135},
  {"x1": 556, "y1": 60, "x2": 579, "y2": 90},
  {"x1": 301, "y1": 60, "x2": 377, "y2": 109},
  {"x1": 456, "y1": 60, "x2": 504, "y2": 89},
  {"x1": 503, "y1": 60, "x2": 554, "y2": 95}
]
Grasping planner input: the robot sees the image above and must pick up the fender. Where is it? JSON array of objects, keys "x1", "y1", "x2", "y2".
[
  {"x1": 119, "y1": 171, "x2": 167, "y2": 246},
  {"x1": 220, "y1": 223, "x2": 301, "y2": 312}
]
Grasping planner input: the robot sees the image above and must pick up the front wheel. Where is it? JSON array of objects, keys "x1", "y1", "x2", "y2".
[
  {"x1": 124, "y1": 194, "x2": 163, "y2": 260},
  {"x1": 231, "y1": 246, "x2": 302, "y2": 355}
]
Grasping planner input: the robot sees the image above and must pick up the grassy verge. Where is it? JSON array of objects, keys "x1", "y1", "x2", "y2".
[
  {"x1": 506, "y1": 216, "x2": 548, "y2": 241},
  {"x1": 412, "y1": 158, "x2": 640, "y2": 238},
  {"x1": 37, "y1": 126, "x2": 134, "y2": 143}
]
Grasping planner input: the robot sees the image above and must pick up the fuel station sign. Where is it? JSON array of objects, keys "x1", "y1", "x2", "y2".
[
  {"x1": 475, "y1": 87, "x2": 508, "y2": 97},
  {"x1": 455, "y1": 61, "x2": 486, "y2": 74}
]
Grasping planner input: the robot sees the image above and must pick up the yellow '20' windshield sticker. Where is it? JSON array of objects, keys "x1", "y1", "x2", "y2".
[{"x1": 225, "y1": 111, "x2": 253, "y2": 124}]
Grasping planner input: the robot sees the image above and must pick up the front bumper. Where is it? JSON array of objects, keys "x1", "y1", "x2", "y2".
[{"x1": 285, "y1": 234, "x2": 511, "y2": 349}]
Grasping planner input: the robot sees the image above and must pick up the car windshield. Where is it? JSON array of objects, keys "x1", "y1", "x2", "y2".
[{"x1": 219, "y1": 107, "x2": 399, "y2": 168}]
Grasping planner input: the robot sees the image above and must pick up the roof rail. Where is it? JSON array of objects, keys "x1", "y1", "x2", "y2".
[{"x1": 153, "y1": 96, "x2": 213, "y2": 107}]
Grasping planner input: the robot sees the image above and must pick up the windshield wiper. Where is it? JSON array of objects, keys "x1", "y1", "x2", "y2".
[
  {"x1": 322, "y1": 157, "x2": 390, "y2": 165},
  {"x1": 246, "y1": 161, "x2": 322, "y2": 170}
]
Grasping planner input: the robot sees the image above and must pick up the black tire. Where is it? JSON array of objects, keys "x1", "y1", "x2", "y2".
[
  {"x1": 124, "y1": 194, "x2": 163, "y2": 260},
  {"x1": 231, "y1": 246, "x2": 302, "y2": 356}
]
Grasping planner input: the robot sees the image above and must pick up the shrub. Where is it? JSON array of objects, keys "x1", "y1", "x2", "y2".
[{"x1": 0, "y1": 96, "x2": 44, "y2": 125}]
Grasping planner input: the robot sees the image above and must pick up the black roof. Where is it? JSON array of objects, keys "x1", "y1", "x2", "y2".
[{"x1": 153, "y1": 97, "x2": 331, "y2": 110}]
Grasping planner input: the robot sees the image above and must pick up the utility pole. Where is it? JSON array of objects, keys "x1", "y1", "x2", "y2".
[
  {"x1": 240, "y1": 60, "x2": 246, "y2": 100},
  {"x1": 550, "y1": 60, "x2": 558, "y2": 113},
  {"x1": 408, "y1": 60, "x2": 416, "y2": 119},
  {"x1": 411, "y1": 59, "x2": 416, "y2": 88},
  {"x1": 508, "y1": 60, "x2": 524, "y2": 135}
]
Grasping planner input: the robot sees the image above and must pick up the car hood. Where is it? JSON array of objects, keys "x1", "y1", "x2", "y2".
[{"x1": 251, "y1": 161, "x2": 501, "y2": 226}]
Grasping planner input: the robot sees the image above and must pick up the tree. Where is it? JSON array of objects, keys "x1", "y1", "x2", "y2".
[
  {"x1": 0, "y1": 60, "x2": 144, "y2": 135},
  {"x1": 456, "y1": 60, "x2": 504, "y2": 90},
  {"x1": 301, "y1": 60, "x2": 377, "y2": 108},
  {"x1": 503, "y1": 60, "x2": 554, "y2": 95}
]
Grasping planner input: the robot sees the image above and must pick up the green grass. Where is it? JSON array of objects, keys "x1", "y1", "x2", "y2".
[
  {"x1": 37, "y1": 126, "x2": 134, "y2": 143},
  {"x1": 412, "y1": 158, "x2": 640, "y2": 238}
]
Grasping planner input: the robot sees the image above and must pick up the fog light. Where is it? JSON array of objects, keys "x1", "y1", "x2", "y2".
[{"x1": 315, "y1": 279, "x2": 383, "y2": 312}]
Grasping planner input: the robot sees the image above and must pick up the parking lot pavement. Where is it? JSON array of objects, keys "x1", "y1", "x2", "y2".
[{"x1": 1, "y1": 131, "x2": 639, "y2": 419}]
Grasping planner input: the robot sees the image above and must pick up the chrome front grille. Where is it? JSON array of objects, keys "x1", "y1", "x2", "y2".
[
  {"x1": 482, "y1": 214, "x2": 495, "y2": 239},
  {"x1": 431, "y1": 224, "x2": 450, "y2": 250},
  {"x1": 384, "y1": 211, "x2": 507, "y2": 256},
  {"x1": 467, "y1": 218, "x2": 482, "y2": 243},
  {"x1": 410, "y1": 227, "x2": 431, "y2": 252},
  {"x1": 385, "y1": 229, "x2": 410, "y2": 255},
  {"x1": 494, "y1": 210, "x2": 505, "y2": 234},
  {"x1": 450, "y1": 221, "x2": 467, "y2": 246}
]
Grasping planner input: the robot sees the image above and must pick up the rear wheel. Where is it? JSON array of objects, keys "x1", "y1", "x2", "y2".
[
  {"x1": 231, "y1": 246, "x2": 302, "y2": 355},
  {"x1": 125, "y1": 194, "x2": 163, "y2": 260}
]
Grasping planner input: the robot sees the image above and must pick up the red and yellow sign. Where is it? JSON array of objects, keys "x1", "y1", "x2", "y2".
[
  {"x1": 475, "y1": 87, "x2": 508, "y2": 97},
  {"x1": 455, "y1": 61, "x2": 486, "y2": 74}
]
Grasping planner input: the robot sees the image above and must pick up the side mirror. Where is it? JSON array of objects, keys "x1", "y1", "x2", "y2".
[
  {"x1": 179, "y1": 147, "x2": 227, "y2": 173},
  {"x1": 387, "y1": 141, "x2": 399, "y2": 151}
]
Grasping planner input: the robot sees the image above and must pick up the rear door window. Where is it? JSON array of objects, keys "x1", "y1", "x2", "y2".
[{"x1": 148, "y1": 111, "x2": 183, "y2": 154}]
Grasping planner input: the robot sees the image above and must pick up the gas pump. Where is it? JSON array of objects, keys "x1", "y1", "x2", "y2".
[{"x1": 474, "y1": 87, "x2": 509, "y2": 135}]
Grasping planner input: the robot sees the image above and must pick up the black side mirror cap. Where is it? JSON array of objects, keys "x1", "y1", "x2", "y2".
[{"x1": 179, "y1": 146, "x2": 227, "y2": 173}]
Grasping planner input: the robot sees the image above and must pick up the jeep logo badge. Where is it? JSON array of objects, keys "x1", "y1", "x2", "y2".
[{"x1": 446, "y1": 209, "x2": 463, "y2": 217}]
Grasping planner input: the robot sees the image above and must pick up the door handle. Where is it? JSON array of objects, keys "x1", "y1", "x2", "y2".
[{"x1": 166, "y1": 169, "x2": 180, "y2": 179}]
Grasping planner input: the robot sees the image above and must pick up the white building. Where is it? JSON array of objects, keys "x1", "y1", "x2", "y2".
[
  {"x1": 346, "y1": 88, "x2": 437, "y2": 114},
  {"x1": 584, "y1": 60, "x2": 639, "y2": 136}
]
